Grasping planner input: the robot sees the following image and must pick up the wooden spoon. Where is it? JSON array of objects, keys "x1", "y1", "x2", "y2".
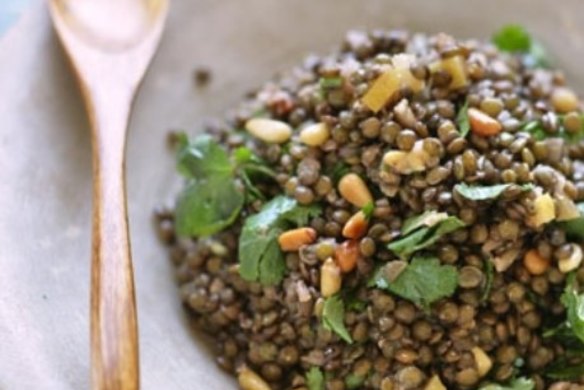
[{"x1": 48, "y1": 1, "x2": 168, "y2": 388}]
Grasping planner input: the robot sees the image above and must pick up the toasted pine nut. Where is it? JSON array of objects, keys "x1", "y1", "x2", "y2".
[
  {"x1": 321, "y1": 257, "x2": 342, "y2": 297},
  {"x1": 278, "y1": 227, "x2": 317, "y2": 251},
  {"x1": 245, "y1": 118, "x2": 292, "y2": 144},
  {"x1": 551, "y1": 87, "x2": 580, "y2": 114},
  {"x1": 523, "y1": 249, "x2": 550, "y2": 275},
  {"x1": 424, "y1": 375, "x2": 447, "y2": 390},
  {"x1": 300, "y1": 122, "x2": 330, "y2": 146},
  {"x1": 238, "y1": 366, "x2": 272, "y2": 390},
  {"x1": 468, "y1": 108, "x2": 502, "y2": 137},
  {"x1": 342, "y1": 211, "x2": 369, "y2": 239},
  {"x1": 335, "y1": 240, "x2": 360, "y2": 273},
  {"x1": 471, "y1": 347, "x2": 493, "y2": 377},
  {"x1": 559, "y1": 244, "x2": 583, "y2": 274},
  {"x1": 338, "y1": 173, "x2": 373, "y2": 207}
]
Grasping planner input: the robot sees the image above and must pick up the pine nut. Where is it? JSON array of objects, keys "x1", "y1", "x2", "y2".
[
  {"x1": 238, "y1": 366, "x2": 272, "y2": 390},
  {"x1": 424, "y1": 375, "x2": 447, "y2": 390},
  {"x1": 245, "y1": 118, "x2": 292, "y2": 144},
  {"x1": 342, "y1": 211, "x2": 369, "y2": 239},
  {"x1": 278, "y1": 227, "x2": 317, "y2": 251},
  {"x1": 299, "y1": 122, "x2": 330, "y2": 146},
  {"x1": 559, "y1": 244, "x2": 583, "y2": 273},
  {"x1": 523, "y1": 249, "x2": 550, "y2": 275},
  {"x1": 335, "y1": 240, "x2": 360, "y2": 273},
  {"x1": 551, "y1": 87, "x2": 580, "y2": 114},
  {"x1": 321, "y1": 257, "x2": 342, "y2": 297},
  {"x1": 338, "y1": 173, "x2": 373, "y2": 207},
  {"x1": 468, "y1": 108, "x2": 502, "y2": 137},
  {"x1": 471, "y1": 347, "x2": 493, "y2": 377}
]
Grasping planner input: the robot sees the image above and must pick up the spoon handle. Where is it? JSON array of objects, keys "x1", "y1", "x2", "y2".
[{"x1": 87, "y1": 87, "x2": 139, "y2": 390}]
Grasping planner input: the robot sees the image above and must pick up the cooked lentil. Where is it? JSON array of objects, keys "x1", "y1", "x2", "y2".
[{"x1": 158, "y1": 28, "x2": 584, "y2": 390}]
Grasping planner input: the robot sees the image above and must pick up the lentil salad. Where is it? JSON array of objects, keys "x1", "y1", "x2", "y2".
[{"x1": 156, "y1": 26, "x2": 584, "y2": 389}]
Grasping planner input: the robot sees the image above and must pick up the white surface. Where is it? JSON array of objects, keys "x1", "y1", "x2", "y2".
[{"x1": 0, "y1": 0, "x2": 583, "y2": 388}]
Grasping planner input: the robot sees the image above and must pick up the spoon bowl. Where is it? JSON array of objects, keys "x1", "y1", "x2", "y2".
[{"x1": 48, "y1": 1, "x2": 169, "y2": 389}]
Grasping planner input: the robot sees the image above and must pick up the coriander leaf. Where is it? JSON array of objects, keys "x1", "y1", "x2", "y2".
[
  {"x1": 240, "y1": 170, "x2": 265, "y2": 201},
  {"x1": 345, "y1": 373, "x2": 366, "y2": 390},
  {"x1": 322, "y1": 295, "x2": 353, "y2": 344},
  {"x1": 481, "y1": 260, "x2": 495, "y2": 303},
  {"x1": 368, "y1": 265, "x2": 389, "y2": 289},
  {"x1": 327, "y1": 162, "x2": 351, "y2": 184},
  {"x1": 238, "y1": 196, "x2": 322, "y2": 285},
  {"x1": 176, "y1": 134, "x2": 232, "y2": 178},
  {"x1": 559, "y1": 203, "x2": 584, "y2": 240},
  {"x1": 320, "y1": 76, "x2": 343, "y2": 89},
  {"x1": 387, "y1": 216, "x2": 465, "y2": 259},
  {"x1": 375, "y1": 256, "x2": 458, "y2": 309},
  {"x1": 479, "y1": 377, "x2": 535, "y2": 390},
  {"x1": 456, "y1": 100, "x2": 470, "y2": 137},
  {"x1": 402, "y1": 210, "x2": 448, "y2": 235},
  {"x1": 493, "y1": 25, "x2": 549, "y2": 68},
  {"x1": 306, "y1": 367, "x2": 325, "y2": 390},
  {"x1": 561, "y1": 273, "x2": 584, "y2": 344},
  {"x1": 233, "y1": 146, "x2": 253, "y2": 165},
  {"x1": 282, "y1": 204, "x2": 322, "y2": 226},
  {"x1": 493, "y1": 25, "x2": 531, "y2": 52},
  {"x1": 545, "y1": 357, "x2": 584, "y2": 380},
  {"x1": 175, "y1": 176, "x2": 244, "y2": 237},
  {"x1": 362, "y1": 201, "x2": 375, "y2": 220},
  {"x1": 387, "y1": 227, "x2": 430, "y2": 258},
  {"x1": 522, "y1": 120, "x2": 547, "y2": 141},
  {"x1": 455, "y1": 183, "x2": 533, "y2": 201}
]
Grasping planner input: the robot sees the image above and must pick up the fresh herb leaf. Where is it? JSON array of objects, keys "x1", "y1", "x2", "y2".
[
  {"x1": 233, "y1": 146, "x2": 254, "y2": 165},
  {"x1": 174, "y1": 135, "x2": 244, "y2": 236},
  {"x1": 561, "y1": 273, "x2": 584, "y2": 344},
  {"x1": 372, "y1": 256, "x2": 458, "y2": 309},
  {"x1": 362, "y1": 202, "x2": 375, "y2": 220},
  {"x1": 327, "y1": 162, "x2": 351, "y2": 184},
  {"x1": 387, "y1": 216, "x2": 465, "y2": 259},
  {"x1": 306, "y1": 367, "x2": 325, "y2": 390},
  {"x1": 493, "y1": 25, "x2": 549, "y2": 68},
  {"x1": 493, "y1": 25, "x2": 532, "y2": 52},
  {"x1": 238, "y1": 196, "x2": 321, "y2": 285},
  {"x1": 176, "y1": 134, "x2": 233, "y2": 178},
  {"x1": 545, "y1": 357, "x2": 584, "y2": 380},
  {"x1": 455, "y1": 183, "x2": 533, "y2": 201},
  {"x1": 559, "y1": 203, "x2": 584, "y2": 240},
  {"x1": 345, "y1": 373, "x2": 367, "y2": 389},
  {"x1": 522, "y1": 120, "x2": 547, "y2": 141},
  {"x1": 402, "y1": 210, "x2": 449, "y2": 235},
  {"x1": 481, "y1": 260, "x2": 495, "y2": 303},
  {"x1": 320, "y1": 76, "x2": 343, "y2": 89},
  {"x1": 479, "y1": 377, "x2": 535, "y2": 390},
  {"x1": 322, "y1": 295, "x2": 353, "y2": 344},
  {"x1": 175, "y1": 178, "x2": 244, "y2": 236},
  {"x1": 456, "y1": 100, "x2": 470, "y2": 137}
]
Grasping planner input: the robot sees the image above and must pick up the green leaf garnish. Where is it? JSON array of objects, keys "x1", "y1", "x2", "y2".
[
  {"x1": 522, "y1": 120, "x2": 547, "y2": 140},
  {"x1": 361, "y1": 202, "x2": 375, "y2": 220},
  {"x1": 545, "y1": 356, "x2": 584, "y2": 380},
  {"x1": 401, "y1": 210, "x2": 449, "y2": 235},
  {"x1": 493, "y1": 25, "x2": 532, "y2": 52},
  {"x1": 492, "y1": 24, "x2": 549, "y2": 68},
  {"x1": 322, "y1": 295, "x2": 353, "y2": 344},
  {"x1": 306, "y1": 367, "x2": 325, "y2": 390},
  {"x1": 454, "y1": 183, "x2": 533, "y2": 201},
  {"x1": 345, "y1": 373, "x2": 367, "y2": 389},
  {"x1": 174, "y1": 135, "x2": 244, "y2": 236},
  {"x1": 559, "y1": 203, "x2": 584, "y2": 240},
  {"x1": 320, "y1": 76, "x2": 343, "y2": 90},
  {"x1": 456, "y1": 100, "x2": 470, "y2": 137},
  {"x1": 238, "y1": 196, "x2": 321, "y2": 285},
  {"x1": 481, "y1": 260, "x2": 495, "y2": 304},
  {"x1": 387, "y1": 216, "x2": 465, "y2": 259},
  {"x1": 371, "y1": 256, "x2": 458, "y2": 309},
  {"x1": 479, "y1": 377, "x2": 535, "y2": 390},
  {"x1": 561, "y1": 273, "x2": 584, "y2": 344}
]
